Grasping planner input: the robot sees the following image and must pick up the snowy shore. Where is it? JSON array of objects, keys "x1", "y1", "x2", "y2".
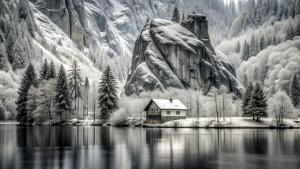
[{"x1": 1, "y1": 117, "x2": 300, "y2": 128}]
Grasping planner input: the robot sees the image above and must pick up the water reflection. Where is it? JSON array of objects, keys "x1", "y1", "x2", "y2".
[{"x1": 0, "y1": 125, "x2": 300, "y2": 169}]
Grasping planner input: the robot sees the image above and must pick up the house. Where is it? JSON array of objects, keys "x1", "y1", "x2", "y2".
[{"x1": 143, "y1": 99, "x2": 188, "y2": 122}]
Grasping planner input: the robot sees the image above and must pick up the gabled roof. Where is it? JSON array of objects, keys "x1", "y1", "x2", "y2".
[{"x1": 143, "y1": 99, "x2": 188, "y2": 111}]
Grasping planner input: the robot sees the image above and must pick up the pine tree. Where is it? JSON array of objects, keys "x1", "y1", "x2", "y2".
[
  {"x1": 259, "y1": 36, "x2": 266, "y2": 50},
  {"x1": 56, "y1": 65, "x2": 71, "y2": 121},
  {"x1": 39, "y1": 58, "x2": 48, "y2": 80},
  {"x1": 242, "y1": 82, "x2": 253, "y2": 117},
  {"x1": 0, "y1": 43, "x2": 7, "y2": 71},
  {"x1": 289, "y1": 74, "x2": 300, "y2": 107},
  {"x1": 243, "y1": 74, "x2": 248, "y2": 88},
  {"x1": 253, "y1": 67, "x2": 259, "y2": 82},
  {"x1": 247, "y1": 83, "x2": 268, "y2": 121},
  {"x1": 241, "y1": 41, "x2": 249, "y2": 61},
  {"x1": 98, "y1": 66, "x2": 118, "y2": 121},
  {"x1": 295, "y1": 0, "x2": 300, "y2": 16},
  {"x1": 46, "y1": 60, "x2": 56, "y2": 80},
  {"x1": 235, "y1": 40, "x2": 240, "y2": 53},
  {"x1": 16, "y1": 63, "x2": 38, "y2": 124},
  {"x1": 68, "y1": 60, "x2": 83, "y2": 111},
  {"x1": 182, "y1": 13, "x2": 185, "y2": 20},
  {"x1": 297, "y1": 23, "x2": 300, "y2": 36},
  {"x1": 250, "y1": 34, "x2": 259, "y2": 57},
  {"x1": 276, "y1": 3, "x2": 284, "y2": 20},
  {"x1": 171, "y1": 7, "x2": 180, "y2": 23},
  {"x1": 84, "y1": 77, "x2": 90, "y2": 115}
]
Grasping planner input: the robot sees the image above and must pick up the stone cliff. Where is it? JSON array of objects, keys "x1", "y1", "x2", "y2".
[
  {"x1": 29, "y1": 0, "x2": 87, "y2": 50},
  {"x1": 124, "y1": 14, "x2": 245, "y2": 96}
]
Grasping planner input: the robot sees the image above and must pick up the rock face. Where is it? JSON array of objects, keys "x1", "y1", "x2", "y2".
[
  {"x1": 29, "y1": 0, "x2": 87, "y2": 50},
  {"x1": 124, "y1": 14, "x2": 245, "y2": 96}
]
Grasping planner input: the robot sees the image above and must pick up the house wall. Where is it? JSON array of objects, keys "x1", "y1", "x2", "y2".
[
  {"x1": 146, "y1": 102, "x2": 161, "y2": 122},
  {"x1": 161, "y1": 109, "x2": 187, "y2": 121}
]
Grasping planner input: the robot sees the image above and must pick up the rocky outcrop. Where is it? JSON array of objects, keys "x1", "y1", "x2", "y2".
[
  {"x1": 124, "y1": 14, "x2": 245, "y2": 96},
  {"x1": 29, "y1": 0, "x2": 87, "y2": 50}
]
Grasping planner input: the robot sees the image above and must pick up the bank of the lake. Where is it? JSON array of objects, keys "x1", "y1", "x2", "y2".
[{"x1": 2, "y1": 117, "x2": 300, "y2": 128}]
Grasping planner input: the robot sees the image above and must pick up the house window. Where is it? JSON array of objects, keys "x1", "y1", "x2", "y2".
[
  {"x1": 176, "y1": 111, "x2": 180, "y2": 115},
  {"x1": 167, "y1": 111, "x2": 170, "y2": 115}
]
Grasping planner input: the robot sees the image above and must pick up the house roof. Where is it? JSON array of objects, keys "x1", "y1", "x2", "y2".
[{"x1": 143, "y1": 99, "x2": 188, "y2": 111}]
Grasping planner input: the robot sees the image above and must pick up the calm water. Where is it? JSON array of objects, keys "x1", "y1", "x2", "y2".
[{"x1": 0, "y1": 125, "x2": 300, "y2": 169}]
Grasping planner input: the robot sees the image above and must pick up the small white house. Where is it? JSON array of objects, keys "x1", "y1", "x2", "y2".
[{"x1": 143, "y1": 99, "x2": 188, "y2": 122}]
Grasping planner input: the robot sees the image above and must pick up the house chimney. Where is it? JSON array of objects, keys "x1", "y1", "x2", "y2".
[{"x1": 169, "y1": 99, "x2": 173, "y2": 102}]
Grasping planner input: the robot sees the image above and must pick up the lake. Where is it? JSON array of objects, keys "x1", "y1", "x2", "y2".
[{"x1": 0, "y1": 125, "x2": 300, "y2": 169}]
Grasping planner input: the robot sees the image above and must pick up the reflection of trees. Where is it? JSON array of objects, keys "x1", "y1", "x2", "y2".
[
  {"x1": 294, "y1": 131, "x2": 300, "y2": 155},
  {"x1": 146, "y1": 128, "x2": 162, "y2": 146},
  {"x1": 243, "y1": 130, "x2": 268, "y2": 154}
]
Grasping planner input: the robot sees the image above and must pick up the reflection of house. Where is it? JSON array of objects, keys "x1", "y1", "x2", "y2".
[{"x1": 143, "y1": 99, "x2": 188, "y2": 122}]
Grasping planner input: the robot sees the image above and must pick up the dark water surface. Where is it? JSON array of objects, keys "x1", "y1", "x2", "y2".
[{"x1": 0, "y1": 125, "x2": 300, "y2": 169}]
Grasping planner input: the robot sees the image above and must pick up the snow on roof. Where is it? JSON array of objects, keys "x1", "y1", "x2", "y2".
[{"x1": 144, "y1": 99, "x2": 188, "y2": 111}]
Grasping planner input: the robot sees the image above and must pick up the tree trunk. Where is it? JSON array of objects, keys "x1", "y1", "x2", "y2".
[{"x1": 256, "y1": 114, "x2": 259, "y2": 121}]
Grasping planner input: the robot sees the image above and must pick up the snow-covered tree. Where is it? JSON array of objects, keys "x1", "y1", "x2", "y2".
[
  {"x1": 289, "y1": 74, "x2": 300, "y2": 107},
  {"x1": 259, "y1": 36, "x2": 266, "y2": 51},
  {"x1": 249, "y1": 34, "x2": 259, "y2": 57},
  {"x1": 171, "y1": 7, "x2": 180, "y2": 23},
  {"x1": 56, "y1": 65, "x2": 71, "y2": 122},
  {"x1": 68, "y1": 60, "x2": 83, "y2": 112},
  {"x1": 253, "y1": 67, "x2": 259, "y2": 82},
  {"x1": 241, "y1": 41, "x2": 249, "y2": 61},
  {"x1": 39, "y1": 58, "x2": 48, "y2": 80},
  {"x1": 268, "y1": 91, "x2": 295, "y2": 126},
  {"x1": 98, "y1": 66, "x2": 118, "y2": 121},
  {"x1": 11, "y1": 37, "x2": 28, "y2": 70},
  {"x1": 0, "y1": 43, "x2": 7, "y2": 71},
  {"x1": 243, "y1": 74, "x2": 248, "y2": 88},
  {"x1": 83, "y1": 77, "x2": 90, "y2": 116},
  {"x1": 276, "y1": 3, "x2": 284, "y2": 20},
  {"x1": 242, "y1": 82, "x2": 253, "y2": 117},
  {"x1": 235, "y1": 40, "x2": 240, "y2": 53},
  {"x1": 16, "y1": 63, "x2": 38, "y2": 124},
  {"x1": 247, "y1": 83, "x2": 268, "y2": 121},
  {"x1": 46, "y1": 60, "x2": 56, "y2": 80}
]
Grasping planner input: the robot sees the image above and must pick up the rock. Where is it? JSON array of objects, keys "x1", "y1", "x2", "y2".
[
  {"x1": 124, "y1": 15, "x2": 245, "y2": 97},
  {"x1": 29, "y1": 0, "x2": 87, "y2": 50}
]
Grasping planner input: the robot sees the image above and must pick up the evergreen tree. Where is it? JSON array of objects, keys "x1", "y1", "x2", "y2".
[
  {"x1": 287, "y1": 24, "x2": 295, "y2": 41},
  {"x1": 276, "y1": 3, "x2": 284, "y2": 20},
  {"x1": 297, "y1": 23, "x2": 300, "y2": 36},
  {"x1": 56, "y1": 65, "x2": 71, "y2": 121},
  {"x1": 259, "y1": 36, "x2": 266, "y2": 50},
  {"x1": 235, "y1": 40, "x2": 240, "y2": 53},
  {"x1": 0, "y1": 43, "x2": 7, "y2": 71},
  {"x1": 247, "y1": 83, "x2": 268, "y2": 121},
  {"x1": 46, "y1": 60, "x2": 56, "y2": 80},
  {"x1": 242, "y1": 82, "x2": 253, "y2": 117},
  {"x1": 241, "y1": 41, "x2": 249, "y2": 61},
  {"x1": 253, "y1": 67, "x2": 259, "y2": 82},
  {"x1": 98, "y1": 66, "x2": 118, "y2": 121},
  {"x1": 84, "y1": 77, "x2": 90, "y2": 115},
  {"x1": 243, "y1": 74, "x2": 248, "y2": 88},
  {"x1": 68, "y1": 60, "x2": 83, "y2": 111},
  {"x1": 250, "y1": 34, "x2": 259, "y2": 57},
  {"x1": 295, "y1": 0, "x2": 300, "y2": 16},
  {"x1": 289, "y1": 74, "x2": 300, "y2": 107},
  {"x1": 182, "y1": 13, "x2": 185, "y2": 20},
  {"x1": 39, "y1": 58, "x2": 48, "y2": 80},
  {"x1": 16, "y1": 63, "x2": 38, "y2": 124},
  {"x1": 171, "y1": 7, "x2": 180, "y2": 23}
]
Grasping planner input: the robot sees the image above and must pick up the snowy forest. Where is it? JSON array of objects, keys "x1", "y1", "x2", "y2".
[{"x1": 0, "y1": 0, "x2": 300, "y2": 127}]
